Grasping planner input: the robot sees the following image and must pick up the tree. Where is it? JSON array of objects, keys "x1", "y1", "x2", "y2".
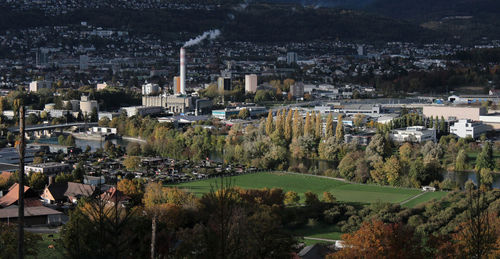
[
  {"x1": 0, "y1": 223, "x2": 42, "y2": 258},
  {"x1": 328, "y1": 220, "x2": 423, "y2": 259},
  {"x1": 55, "y1": 173, "x2": 73, "y2": 184},
  {"x1": 475, "y1": 142, "x2": 494, "y2": 171},
  {"x1": 353, "y1": 113, "x2": 365, "y2": 127},
  {"x1": 28, "y1": 172, "x2": 47, "y2": 191},
  {"x1": 64, "y1": 135, "x2": 76, "y2": 146},
  {"x1": 315, "y1": 112, "x2": 322, "y2": 139},
  {"x1": 292, "y1": 109, "x2": 303, "y2": 139},
  {"x1": 385, "y1": 156, "x2": 402, "y2": 186},
  {"x1": 439, "y1": 116, "x2": 446, "y2": 133},
  {"x1": 304, "y1": 191, "x2": 320, "y2": 206},
  {"x1": 335, "y1": 115, "x2": 344, "y2": 143},
  {"x1": 322, "y1": 192, "x2": 336, "y2": 203},
  {"x1": 284, "y1": 109, "x2": 293, "y2": 143},
  {"x1": 265, "y1": 110, "x2": 274, "y2": 136},
  {"x1": 123, "y1": 156, "x2": 141, "y2": 171},
  {"x1": 98, "y1": 117, "x2": 110, "y2": 127},
  {"x1": 126, "y1": 142, "x2": 142, "y2": 156},
  {"x1": 304, "y1": 112, "x2": 313, "y2": 136},
  {"x1": 237, "y1": 108, "x2": 250, "y2": 119},
  {"x1": 455, "y1": 149, "x2": 467, "y2": 171},
  {"x1": 284, "y1": 191, "x2": 300, "y2": 205},
  {"x1": 325, "y1": 113, "x2": 334, "y2": 138},
  {"x1": 399, "y1": 142, "x2": 412, "y2": 162},
  {"x1": 32, "y1": 156, "x2": 43, "y2": 164}
]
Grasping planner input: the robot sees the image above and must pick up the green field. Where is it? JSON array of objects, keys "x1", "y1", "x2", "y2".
[
  {"x1": 294, "y1": 222, "x2": 343, "y2": 240},
  {"x1": 402, "y1": 191, "x2": 448, "y2": 208},
  {"x1": 169, "y1": 172, "x2": 424, "y2": 204}
]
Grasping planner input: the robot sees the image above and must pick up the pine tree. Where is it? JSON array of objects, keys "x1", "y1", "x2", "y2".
[
  {"x1": 315, "y1": 112, "x2": 322, "y2": 139},
  {"x1": 292, "y1": 110, "x2": 302, "y2": 139},
  {"x1": 429, "y1": 116, "x2": 434, "y2": 128},
  {"x1": 265, "y1": 110, "x2": 274, "y2": 136},
  {"x1": 304, "y1": 112, "x2": 312, "y2": 136},
  {"x1": 336, "y1": 115, "x2": 344, "y2": 143},
  {"x1": 439, "y1": 116, "x2": 446, "y2": 133},
  {"x1": 284, "y1": 109, "x2": 293, "y2": 142},
  {"x1": 325, "y1": 113, "x2": 334, "y2": 138}
]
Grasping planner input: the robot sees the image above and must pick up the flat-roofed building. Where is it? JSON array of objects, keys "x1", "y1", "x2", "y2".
[
  {"x1": 24, "y1": 162, "x2": 72, "y2": 176},
  {"x1": 389, "y1": 126, "x2": 436, "y2": 143},
  {"x1": 450, "y1": 119, "x2": 489, "y2": 138},
  {"x1": 423, "y1": 106, "x2": 486, "y2": 121}
]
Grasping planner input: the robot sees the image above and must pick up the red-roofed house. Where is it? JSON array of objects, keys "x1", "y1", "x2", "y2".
[{"x1": 0, "y1": 183, "x2": 42, "y2": 208}]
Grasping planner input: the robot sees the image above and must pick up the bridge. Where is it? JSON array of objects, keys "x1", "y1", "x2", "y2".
[{"x1": 9, "y1": 123, "x2": 98, "y2": 138}]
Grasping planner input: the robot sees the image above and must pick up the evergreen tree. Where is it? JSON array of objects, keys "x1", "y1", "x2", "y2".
[
  {"x1": 439, "y1": 116, "x2": 446, "y2": 133},
  {"x1": 265, "y1": 110, "x2": 274, "y2": 136},
  {"x1": 429, "y1": 116, "x2": 434, "y2": 128},
  {"x1": 335, "y1": 115, "x2": 344, "y2": 143},
  {"x1": 475, "y1": 142, "x2": 494, "y2": 171},
  {"x1": 325, "y1": 113, "x2": 334, "y2": 138}
]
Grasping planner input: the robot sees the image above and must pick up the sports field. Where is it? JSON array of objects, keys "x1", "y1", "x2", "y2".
[{"x1": 169, "y1": 172, "x2": 436, "y2": 204}]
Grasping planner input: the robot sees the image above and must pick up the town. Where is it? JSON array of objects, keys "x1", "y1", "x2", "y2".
[{"x1": 0, "y1": 0, "x2": 499, "y2": 258}]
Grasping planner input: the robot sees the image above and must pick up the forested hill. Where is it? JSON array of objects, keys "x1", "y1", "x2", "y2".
[{"x1": 0, "y1": 4, "x2": 441, "y2": 43}]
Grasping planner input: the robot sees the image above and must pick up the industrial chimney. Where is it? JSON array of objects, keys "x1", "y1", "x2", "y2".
[{"x1": 180, "y1": 48, "x2": 186, "y2": 95}]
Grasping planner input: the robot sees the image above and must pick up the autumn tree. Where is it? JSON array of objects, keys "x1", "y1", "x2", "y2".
[
  {"x1": 325, "y1": 113, "x2": 334, "y2": 138},
  {"x1": 335, "y1": 115, "x2": 344, "y2": 143},
  {"x1": 304, "y1": 112, "x2": 313, "y2": 136},
  {"x1": 123, "y1": 156, "x2": 141, "y2": 171},
  {"x1": 284, "y1": 191, "x2": 300, "y2": 205},
  {"x1": 455, "y1": 149, "x2": 467, "y2": 171},
  {"x1": 265, "y1": 110, "x2": 274, "y2": 136},
  {"x1": 292, "y1": 109, "x2": 303, "y2": 139},
  {"x1": 322, "y1": 192, "x2": 336, "y2": 203},
  {"x1": 315, "y1": 112, "x2": 322, "y2": 139},
  {"x1": 284, "y1": 109, "x2": 293, "y2": 143},
  {"x1": 327, "y1": 220, "x2": 424, "y2": 259}
]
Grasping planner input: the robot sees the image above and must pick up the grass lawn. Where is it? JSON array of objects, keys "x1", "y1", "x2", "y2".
[
  {"x1": 169, "y1": 172, "x2": 422, "y2": 204},
  {"x1": 293, "y1": 222, "x2": 343, "y2": 240},
  {"x1": 402, "y1": 191, "x2": 448, "y2": 208},
  {"x1": 29, "y1": 233, "x2": 64, "y2": 259},
  {"x1": 302, "y1": 239, "x2": 335, "y2": 246}
]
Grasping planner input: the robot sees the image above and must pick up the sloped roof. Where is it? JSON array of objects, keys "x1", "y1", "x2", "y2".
[
  {"x1": 45, "y1": 182, "x2": 95, "y2": 201},
  {"x1": 0, "y1": 183, "x2": 35, "y2": 208},
  {"x1": 100, "y1": 187, "x2": 129, "y2": 203},
  {"x1": 0, "y1": 206, "x2": 62, "y2": 219}
]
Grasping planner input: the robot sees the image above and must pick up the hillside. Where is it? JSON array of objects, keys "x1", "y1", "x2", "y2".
[{"x1": 0, "y1": 4, "x2": 442, "y2": 43}]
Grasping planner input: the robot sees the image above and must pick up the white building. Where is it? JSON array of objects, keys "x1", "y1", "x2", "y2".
[
  {"x1": 96, "y1": 82, "x2": 108, "y2": 91},
  {"x1": 121, "y1": 106, "x2": 163, "y2": 117},
  {"x1": 25, "y1": 162, "x2": 72, "y2": 176},
  {"x1": 245, "y1": 74, "x2": 258, "y2": 93},
  {"x1": 29, "y1": 80, "x2": 52, "y2": 92},
  {"x1": 389, "y1": 126, "x2": 436, "y2": 143},
  {"x1": 80, "y1": 95, "x2": 98, "y2": 116},
  {"x1": 142, "y1": 83, "x2": 160, "y2": 95},
  {"x1": 450, "y1": 120, "x2": 488, "y2": 139}
]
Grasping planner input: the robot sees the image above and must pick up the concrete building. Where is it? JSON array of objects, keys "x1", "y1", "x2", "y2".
[
  {"x1": 79, "y1": 55, "x2": 89, "y2": 70},
  {"x1": 218, "y1": 77, "x2": 232, "y2": 92},
  {"x1": 173, "y1": 76, "x2": 181, "y2": 94},
  {"x1": 80, "y1": 95, "x2": 98, "y2": 116},
  {"x1": 336, "y1": 104, "x2": 381, "y2": 116},
  {"x1": 142, "y1": 95, "x2": 193, "y2": 114},
  {"x1": 29, "y1": 80, "x2": 52, "y2": 92},
  {"x1": 98, "y1": 112, "x2": 121, "y2": 121},
  {"x1": 121, "y1": 106, "x2": 163, "y2": 117},
  {"x1": 450, "y1": 120, "x2": 488, "y2": 139},
  {"x1": 389, "y1": 126, "x2": 436, "y2": 143},
  {"x1": 212, "y1": 106, "x2": 267, "y2": 120},
  {"x1": 96, "y1": 82, "x2": 108, "y2": 90},
  {"x1": 142, "y1": 83, "x2": 160, "y2": 95},
  {"x1": 62, "y1": 100, "x2": 80, "y2": 112},
  {"x1": 287, "y1": 52, "x2": 298, "y2": 64},
  {"x1": 245, "y1": 74, "x2": 258, "y2": 93},
  {"x1": 25, "y1": 162, "x2": 72, "y2": 176},
  {"x1": 290, "y1": 82, "x2": 304, "y2": 98},
  {"x1": 35, "y1": 48, "x2": 49, "y2": 67},
  {"x1": 423, "y1": 106, "x2": 487, "y2": 121}
]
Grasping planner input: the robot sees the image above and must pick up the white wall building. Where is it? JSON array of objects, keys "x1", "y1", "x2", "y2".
[
  {"x1": 450, "y1": 120, "x2": 488, "y2": 139},
  {"x1": 389, "y1": 126, "x2": 436, "y2": 143},
  {"x1": 245, "y1": 74, "x2": 258, "y2": 93},
  {"x1": 80, "y1": 96, "x2": 98, "y2": 116},
  {"x1": 142, "y1": 83, "x2": 160, "y2": 95},
  {"x1": 29, "y1": 80, "x2": 52, "y2": 92},
  {"x1": 25, "y1": 162, "x2": 71, "y2": 176}
]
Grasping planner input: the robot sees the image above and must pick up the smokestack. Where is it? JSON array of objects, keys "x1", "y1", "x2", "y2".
[{"x1": 180, "y1": 48, "x2": 186, "y2": 95}]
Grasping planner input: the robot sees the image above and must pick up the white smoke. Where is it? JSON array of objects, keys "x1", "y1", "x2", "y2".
[{"x1": 183, "y1": 29, "x2": 221, "y2": 48}]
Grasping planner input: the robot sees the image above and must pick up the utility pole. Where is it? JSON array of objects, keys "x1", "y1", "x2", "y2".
[{"x1": 17, "y1": 104, "x2": 25, "y2": 259}]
